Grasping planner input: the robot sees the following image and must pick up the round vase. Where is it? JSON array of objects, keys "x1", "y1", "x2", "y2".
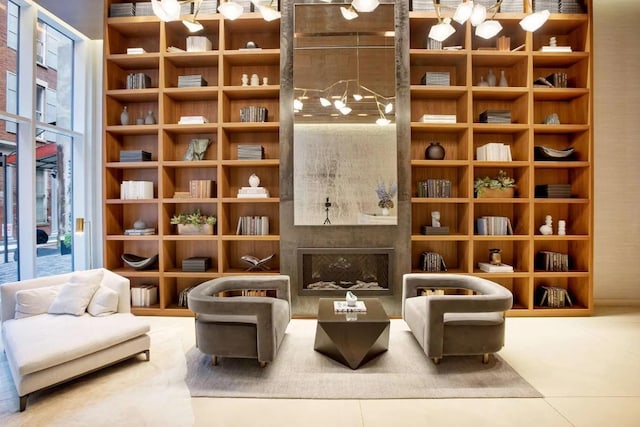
[
  {"x1": 425, "y1": 142, "x2": 445, "y2": 160},
  {"x1": 144, "y1": 110, "x2": 155, "y2": 125},
  {"x1": 248, "y1": 173, "x2": 260, "y2": 187},
  {"x1": 133, "y1": 219, "x2": 147, "y2": 230},
  {"x1": 499, "y1": 70, "x2": 508, "y2": 87},
  {"x1": 381, "y1": 207, "x2": 390, "y2": 216},
  {"x1": 487, "y1": 69, "x2": 496, "y2": 87},
  {"x1": 120, "y1": 106, "x2": 129, "y2": 125}
]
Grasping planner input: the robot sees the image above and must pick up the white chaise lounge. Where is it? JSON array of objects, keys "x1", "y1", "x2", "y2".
[{"x1": 0, "y1": 268, "x2": 150, "y2": 411}]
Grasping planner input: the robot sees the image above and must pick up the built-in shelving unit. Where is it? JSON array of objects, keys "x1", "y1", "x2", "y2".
[
  {"x1": 103, "y1": 2, "x2": 280, "y2": 316},
  {"x1": 408, "y1": 5, "x2": 592, "y2": 316}
]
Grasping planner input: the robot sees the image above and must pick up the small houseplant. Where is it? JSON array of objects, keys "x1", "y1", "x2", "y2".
[
  {"x1": 171, "y1": 209, "x2": 216, "y2": 235},
  {"x1": 474, "y1": 170, "x2": 516, "y2": 198}
]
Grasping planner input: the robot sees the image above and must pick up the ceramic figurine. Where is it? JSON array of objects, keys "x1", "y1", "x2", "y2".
[
  {"x1": 144, "y1": 110, "x2": 155, "y2": 125},
  {"x1": 263, "y1": 76, "x2": 269, "y2": 86},
  {"x1": 250, "y1": 73, "x2": 260, "y2": 86},
  {"x1": 478, "y1": 75, "x2": 489, "y2": 87},
  {"x1": 558, "y1": 220, "x2": 566, "y2": 235},
  {"x1": 120, "y1": 106, "x2": 129, "y2": 125},
  {"x1": 241, "y1": 73, "x2": 249, "y2": 86},
  {"x1": 345, "y1": 291, "x2": 358, "y2": 307},
  {"x1": 487, "y1": 69, "x2": 496, "y2": 87},
  {"x1": 431, "y1": 211, "x2": 441, "y2": 227},
  {"x1": 499, "y1": 70, "x2": 508, "y2": 87},
  {"x1": 539, "y1": 215, "x2": 553, "y2": 235},
  {"x1": 249, "y1": 173, "x2": 260, "y2": 187}
]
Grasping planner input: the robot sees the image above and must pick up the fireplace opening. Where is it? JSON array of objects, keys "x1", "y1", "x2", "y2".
[{"x1": 297, "y1": 248, "x2": 393, "y2": 296}]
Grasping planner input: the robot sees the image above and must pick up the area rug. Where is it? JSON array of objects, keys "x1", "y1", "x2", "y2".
[
  {"x1": 185, "y1": 319, "x2": 541, "y2": 399},
  {"x1": 0, "y1": 326, "x2": 194, "y2": 427}
]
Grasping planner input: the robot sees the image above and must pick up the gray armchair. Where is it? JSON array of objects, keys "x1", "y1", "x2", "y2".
[
  {"x1": 402, "y1": 273, "x2": 513, "y2": 364},
  {"x1": 187, "y1": 275, "x2": 290, "y2": 367}
]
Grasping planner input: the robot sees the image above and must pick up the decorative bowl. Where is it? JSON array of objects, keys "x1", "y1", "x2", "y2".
[{"x1": 121, "y1": 253, "x2": 158, "y2": 270}]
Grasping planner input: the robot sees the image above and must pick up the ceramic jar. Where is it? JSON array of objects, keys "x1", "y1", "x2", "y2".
[{"x1": 425, "y1": 142, "x2": 445, "y2": 160}]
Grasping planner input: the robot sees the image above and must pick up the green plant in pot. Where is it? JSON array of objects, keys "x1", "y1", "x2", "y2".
[
  {"x1": 171, "y1": 209, "x2": 216, "y2": 234},
  {"x1": 474, "y1": 170, "x2": 516, "y2": 198}
]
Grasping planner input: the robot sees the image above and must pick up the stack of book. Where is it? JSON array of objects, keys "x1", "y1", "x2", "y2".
[
  {"x1": 178, "y1": 115, "x2": 208, "y2": 124},
  {"x1": 134, "y1": 2, "x2": 153, "y2": 16},
  {"x1": 109, "y1": 2, "x2": 134, "y2": 17},
  {"x1": 237, "y1": 185, "x2": 269, "y2": 198},
  {"x1": 411, "y1": 0, "x2": 435, "y2": 11},
  {"x1": 535, "y1": 184, "x2": 572, "y2": 198},
  {"x1": 418, "y1": 251, "x2": 447, "y2": 272},
  {"x1": 476, "y1": 216, "x2": 513, "y2": 235},
  {"x1": 417, "y1": 179, "x2": 452, "y2": 198},
  {"x1": 237, "y1": 0, "x2": 253, "y2": 12},
  {"x1": 478, "y1": 262, "x2": 514, "y2": 273},
  {"x1": 537, "y1": 286, "x2": 573, "y2": 307},
  {"x1": 546, "y1": 72, "x2": 568, "y2": 88},
  {"x1": 121, "y1": 181, "x2": 154, "y2": 199},
  {"x1": 237, "y1": 144, "x2": 264, "y2": 160},
  {"x1": 560, "y1": 0, "x2": 586, "y2": 13},
  {"x1": 236, "y1": 216, "x2": 269, "y2": 235},
  {"x1": 126, "y1": 47, "x2": 147, "y2": 54},
  {"x1": 189, "y1": 180, "x2": 214, "y2": 198},
  {"x1": 178, "y1": 287, "x2": 195, "y2": 307},
  {"x1": 479, "y1": 110, "x2": 512, "y2": 123},
  {"x1": 476, "y1": 142, "x2": 512, "y2": 161},
  {"x1": 499, "y1": 0, "x2": 524, "y2": 12},
  {"x1": 420, "y1": 114, "x2": 456, "y2": 124},
  {"x1": 240, "y1": 106, "x2": 268, "y2": 123},
  {"x1": 124, "y1": 227, "x2": 155, "y2": 236},
  {"x1": 182, "y1": 257, "x2": 211, "y2": 272},
  {"x1": 198, "y1": 0, "x2": 218, "y2": 13},
  {"x1": 536, "y1": 250, "x2": 570, "y2": 272},
  {"x1": 421, "y1": 72, "x2": 450, "y2": 86},
  {"x1": 178, "y1": 75, "x2": 208, "y2": 88},
  {"x1": 131, "y1": 284, "x2": 158, "y2": 307},
  {"x1": 126, "y1": 73, "x2": 152, "y2": 89},
  {"x1": 421, "y1": 225, "x2": 450, "y2": 235},
  {"x1": 119, "y1": 150, "x2": 151, "y2": 162},
  {"x1": 533, "y1": 0, "x2": 560, "y2": 13},
  {"x1": 186, "y1": 36, "x2": 213, "y2": 52}
]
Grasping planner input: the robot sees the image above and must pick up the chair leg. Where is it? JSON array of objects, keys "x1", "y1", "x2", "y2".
[
  {"x1": 259, "y1": 361, "x2": 267, "y2": 368},
  {"x1": 482, "y1": 353, "x2": 490, "y2": 364},
  {"x1": 144, "y1": 350, "x2": 150, "y2": 361},
  {"x1": 211, "y1": 355, "x2": 218, "y2": 366},
  {"x1": 431, "y1": 357, "x2": 441, "y2": 365},
  {"x1": 19, "y1": 395, "x2": 28, "y2": 412}
]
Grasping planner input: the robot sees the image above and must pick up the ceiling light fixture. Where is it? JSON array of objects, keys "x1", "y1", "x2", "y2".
[
  {"x1": 352, "y1": 0, "x2": 380, "y2": 13},
  {"x1": 252, "y1": 0, "x2": 281, "y2": 22},
  {"x1": 218, "y1": 0, "x2": 244, "y2": 20},
  {"x1": 520, "y1": 10, "x2": 549, "y2": 32},
  {"x1": 475, "y1": 19, "x2": 502, "y2": 39},
  {"x1": 151, "y1": 0, "x2": 181, "y2": 21},
  {"x1": 453, "y1": 0, "x2": 474, "y2": 25},
  {"x1": 340, "y1": 5, "x2": 359, "y2": 20},
  {"x1": 469, "y1": 3, "x2": 487, "y2": 26},
  {"x1": 182, "y1": 0, "x2": 204, "y2": 32},
  {"x1": 428, "y1": 17, "x2": 455, "y2": 42}
]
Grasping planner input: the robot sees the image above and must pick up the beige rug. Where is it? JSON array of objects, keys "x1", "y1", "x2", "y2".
[
  {"x1": 0, "y1": 326, "x2": 194, "y2": 427},
  {"x1": 186, "y1": 319, "x2": 542, "y2": 399}
]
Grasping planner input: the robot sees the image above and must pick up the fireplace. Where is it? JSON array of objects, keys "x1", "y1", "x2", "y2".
[{"x1": 297, "y1": 248, "x2": 393, "y2": 296}]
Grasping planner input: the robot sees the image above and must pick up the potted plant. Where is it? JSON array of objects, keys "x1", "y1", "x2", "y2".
[
  {"x1": 375, "y1": 181, "x2": 397, "y2": 216},
  {"x1": 170, "y1": 209, "x2": 217, "y2": 235},
  {"x1": 60, "y1": 232, "x2": 72, "y2": 255},
  {"x1": 474, "y1": 170, "x2": 516, "y2": 198}
]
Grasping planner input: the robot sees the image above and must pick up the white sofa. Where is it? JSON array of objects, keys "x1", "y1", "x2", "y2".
[{"x1": 0, "y1": 268, "x2": 150, "y2": 411}]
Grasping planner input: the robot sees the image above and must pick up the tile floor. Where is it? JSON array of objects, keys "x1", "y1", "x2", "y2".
[{"x1": 150, "y1": 305, "x2": 640, "y2": 427}]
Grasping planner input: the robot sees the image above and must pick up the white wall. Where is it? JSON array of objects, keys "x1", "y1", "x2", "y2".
[{"x1": 593, "y1": 0, "x2": 640, "y2": 301}]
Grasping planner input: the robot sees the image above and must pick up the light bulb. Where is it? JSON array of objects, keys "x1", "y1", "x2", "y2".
[
  {"x1": 428, "y1": 18, "x2": 455, "y2": 42},
  {"x1": 319, "y1": 97, "x2": 332, "y2": 107},
  {"x1": 151, "y1": 0, "x2": 181, "y2": 21},
  {"x1": 334, "y1": 100, "x2": 346, "y2": 109},
  {"x1": 453, "y1": 1, "x2": 474, "y2": 25},
  {"x1": 294, "y1": 99, "x2": 304, "y2": 111},
  {"x1": 470, "y1": 3, "x2": 487, "y2": 26},
  {"x1": 353, "y1": 93, "x2": 363, "y2": 101},
  {"x1": 475, "y1": 20, "x2": 502, "y2": 39},
  {"x1": 218, "y1": 1, "x2": 244, "y2": 20},
  {"x1": 339, "y1": 106, "x2": 352, "y2": 115},
  {"x1": 182, "y1": 19, "x2": 204, "y2": 33},
  {"x1": 376, "y1": 117, "x2": 391, "y2": 126},
  {"x1": 340, "y1": 6, "x2": 358, "y2": 20},
  {"x1": 520, "y1": 10, "x2": 550, "y2": 32},
  {"x1": 384, "y1": 102, "x2": 393, "y2": 113},
  {"x1": 352, "y1": 0, "x2": 379, "y2": 13}
]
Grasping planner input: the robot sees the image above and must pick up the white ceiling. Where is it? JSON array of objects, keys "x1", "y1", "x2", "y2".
[{"x1": 34, "y1": 0, "x2": 104, "y2": 40}]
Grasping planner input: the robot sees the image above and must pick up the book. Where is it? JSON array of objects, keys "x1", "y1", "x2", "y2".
[
  {"x1": 241, "y1": 253, "x2": 275, "y2": 271},
  {"x1": 478, "y1": 262, "x2": 514, "y2": 273}
]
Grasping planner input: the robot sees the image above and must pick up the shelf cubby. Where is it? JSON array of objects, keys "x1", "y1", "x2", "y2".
[
  {"x1": 410, "y1": 240, "x2": 471, "y2": 274},
  {"x1": 411, "y1": 201, "x2": 470, "y2": 236},
  {"x1": 472, "y1": 239, "x2": 531, "y2": 273}
]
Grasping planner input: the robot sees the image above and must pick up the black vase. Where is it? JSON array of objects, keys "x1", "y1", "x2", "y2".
[{"x1": 425, "y1": 142, "x2": 445, "y2": 160}]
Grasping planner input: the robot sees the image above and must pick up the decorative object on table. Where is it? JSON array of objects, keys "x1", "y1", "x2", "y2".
[
  {"x1": 534, "y1": 145, "x2": 574, "y2": 160},
  {"x1": 333, "y1": 300, "x2": 367, "y2": 312},
  {"x1": 240, "y1": 253, "x2": 275, "y2": 271},
  {"x1": 133, "y1": 219, "x2": 147, "y2": 230},
  {"x1": 183, "y1": 138, "x2": 211, "y2": 161},
  {"x1": 144, "y1": 110, "x2": 155, "y2": 125},
  {"x1": 489, "y1": 248, "x2": 502, "y2": 265},
  {"x1": 536, "y1": 286, "x2": 573, "y2": 308},
  {"x1": 171, "y1": 209, "x2": 216, "y2": 235},
  {"x1": 120, "y1": 106, "x2": 129, "y2": 125},
  {"x1": 241, "y1": 73, "x2": 248, "y2": 86},
  {"x1": 121, "y1": 253, "x2": 158, "y2": 270},
  {"x1": 245, "y1": 40, "x2": 259, "y2": 49},
  {"x1": 119, "y1": 150, "x2": 151, "y2": 162},
  {"x1": 431, "y1": 211, "x2": 440, "y2": 227},
  {"x1": 425, "y1": 141, "x2": 445, "y2": 160},
  {"x1": 539, "y1": 215, "x2": 553, "y2": 235},
  {"x1": 499, "y1": 70, "x2": 508, "y2": 87},
  {"x1": 474, "y1": 170, "x2": 516, "y2": 198},
  {"x1": 136, "y1": 117, "x2": 144, "y2": 125},
  {"x1": 486, "y1": 69, "x2": 496, "y2": 86},
  {"x1": 250, "y1": 73, "x2": 260, "y2": 86},
  {"x1": 375, "y1": 181, "x2": 397, "y2": 216},
  {"x1": 345, "y1": 290, "x2": 358, "y2": 307},
  {"x1": 237, "y1": 173, "x2": 269, "y2": 198},
  {"x1": 543, "y1": 113, "x2": 561, "y2": 124},
  {"x1": 262, "y1": 76, "x2": 269, "y2": 86},
  {"x1": 558, "y1": 220, "x2": 566, "y2": 235},
  {"x1": 496, "y1": 35, "x2": 510, "y2": 51},
  {"x1": 422, "y1": 210, "x2": 450, "y2": 235},
  {"x1": 324, "y1": 197, "x2": 332, "y2": 225},
  {"x1": 477, "y1": 75, "x2": 489, "y2": 86},
  {"x1": 419, "y1": 251, "x2": 447, "y2": 272}
]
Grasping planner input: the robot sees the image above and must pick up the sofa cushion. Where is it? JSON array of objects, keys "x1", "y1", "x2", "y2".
[
  {"x1": 2, "y1": 312, "x2": 150, "y2": 376},
  {"x1": 14, "y1": 285, "x2": 63, "y2": 319},
  {"x1": 87, "y1": 286, "x2": 119, "y2": 317},
  {"x1": 48, "y1": 271, "x2": 104, "y2": 316}
]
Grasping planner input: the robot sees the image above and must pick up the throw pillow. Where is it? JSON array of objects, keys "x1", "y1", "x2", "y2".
[
  {"x1": 48, "y1": 270, "x2": 104, "y2": 316},
  {"x1": 14, "y1": 285, "x2": 63, "y2": 319},
  {"x1": 87, "y1": 285, "x2": 119, "y2": 316}
]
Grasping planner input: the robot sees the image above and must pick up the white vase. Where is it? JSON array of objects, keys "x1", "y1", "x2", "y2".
[
  {"x1": 487, "y1": 69, "x2": 496, "y2": 87},
  {"x1": 120, "y1": 106, "x2": 129, "y2": 125},
  {"x1": 381, "y1": 207, "x2": 390, "y2": 216},
  {"x1": 499, "y1": 70, "x2": 508, "y2": 87},
  {"x1": 248, "y1": 173, "x2": 260, "y2": 187}
]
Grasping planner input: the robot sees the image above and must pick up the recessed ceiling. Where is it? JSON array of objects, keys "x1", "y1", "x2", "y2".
[{"x1": 34, "y1": 0, "x2": 104, "y2": 40}]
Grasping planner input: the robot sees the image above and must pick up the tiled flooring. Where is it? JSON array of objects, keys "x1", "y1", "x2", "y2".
[{"x1": 151, "y1": 305, "x2": 640, "y2": 427}]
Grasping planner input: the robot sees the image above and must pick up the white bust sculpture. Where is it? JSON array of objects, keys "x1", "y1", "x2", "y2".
[{"x1": 539, "y1": 215, "x2": 553, "y2": 235}]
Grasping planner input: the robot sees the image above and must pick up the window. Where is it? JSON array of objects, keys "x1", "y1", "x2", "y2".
[
  {"x1": 5, "y1": 72, "x2": 17, "y2": 134},
  {"x1": 6, "y1": 1, "x2": 18, "y2": 51}
]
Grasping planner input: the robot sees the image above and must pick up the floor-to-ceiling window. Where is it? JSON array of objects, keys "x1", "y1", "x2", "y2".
[{"x1": 0, "y1": 0, "x2": 92, "y2": 281}]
